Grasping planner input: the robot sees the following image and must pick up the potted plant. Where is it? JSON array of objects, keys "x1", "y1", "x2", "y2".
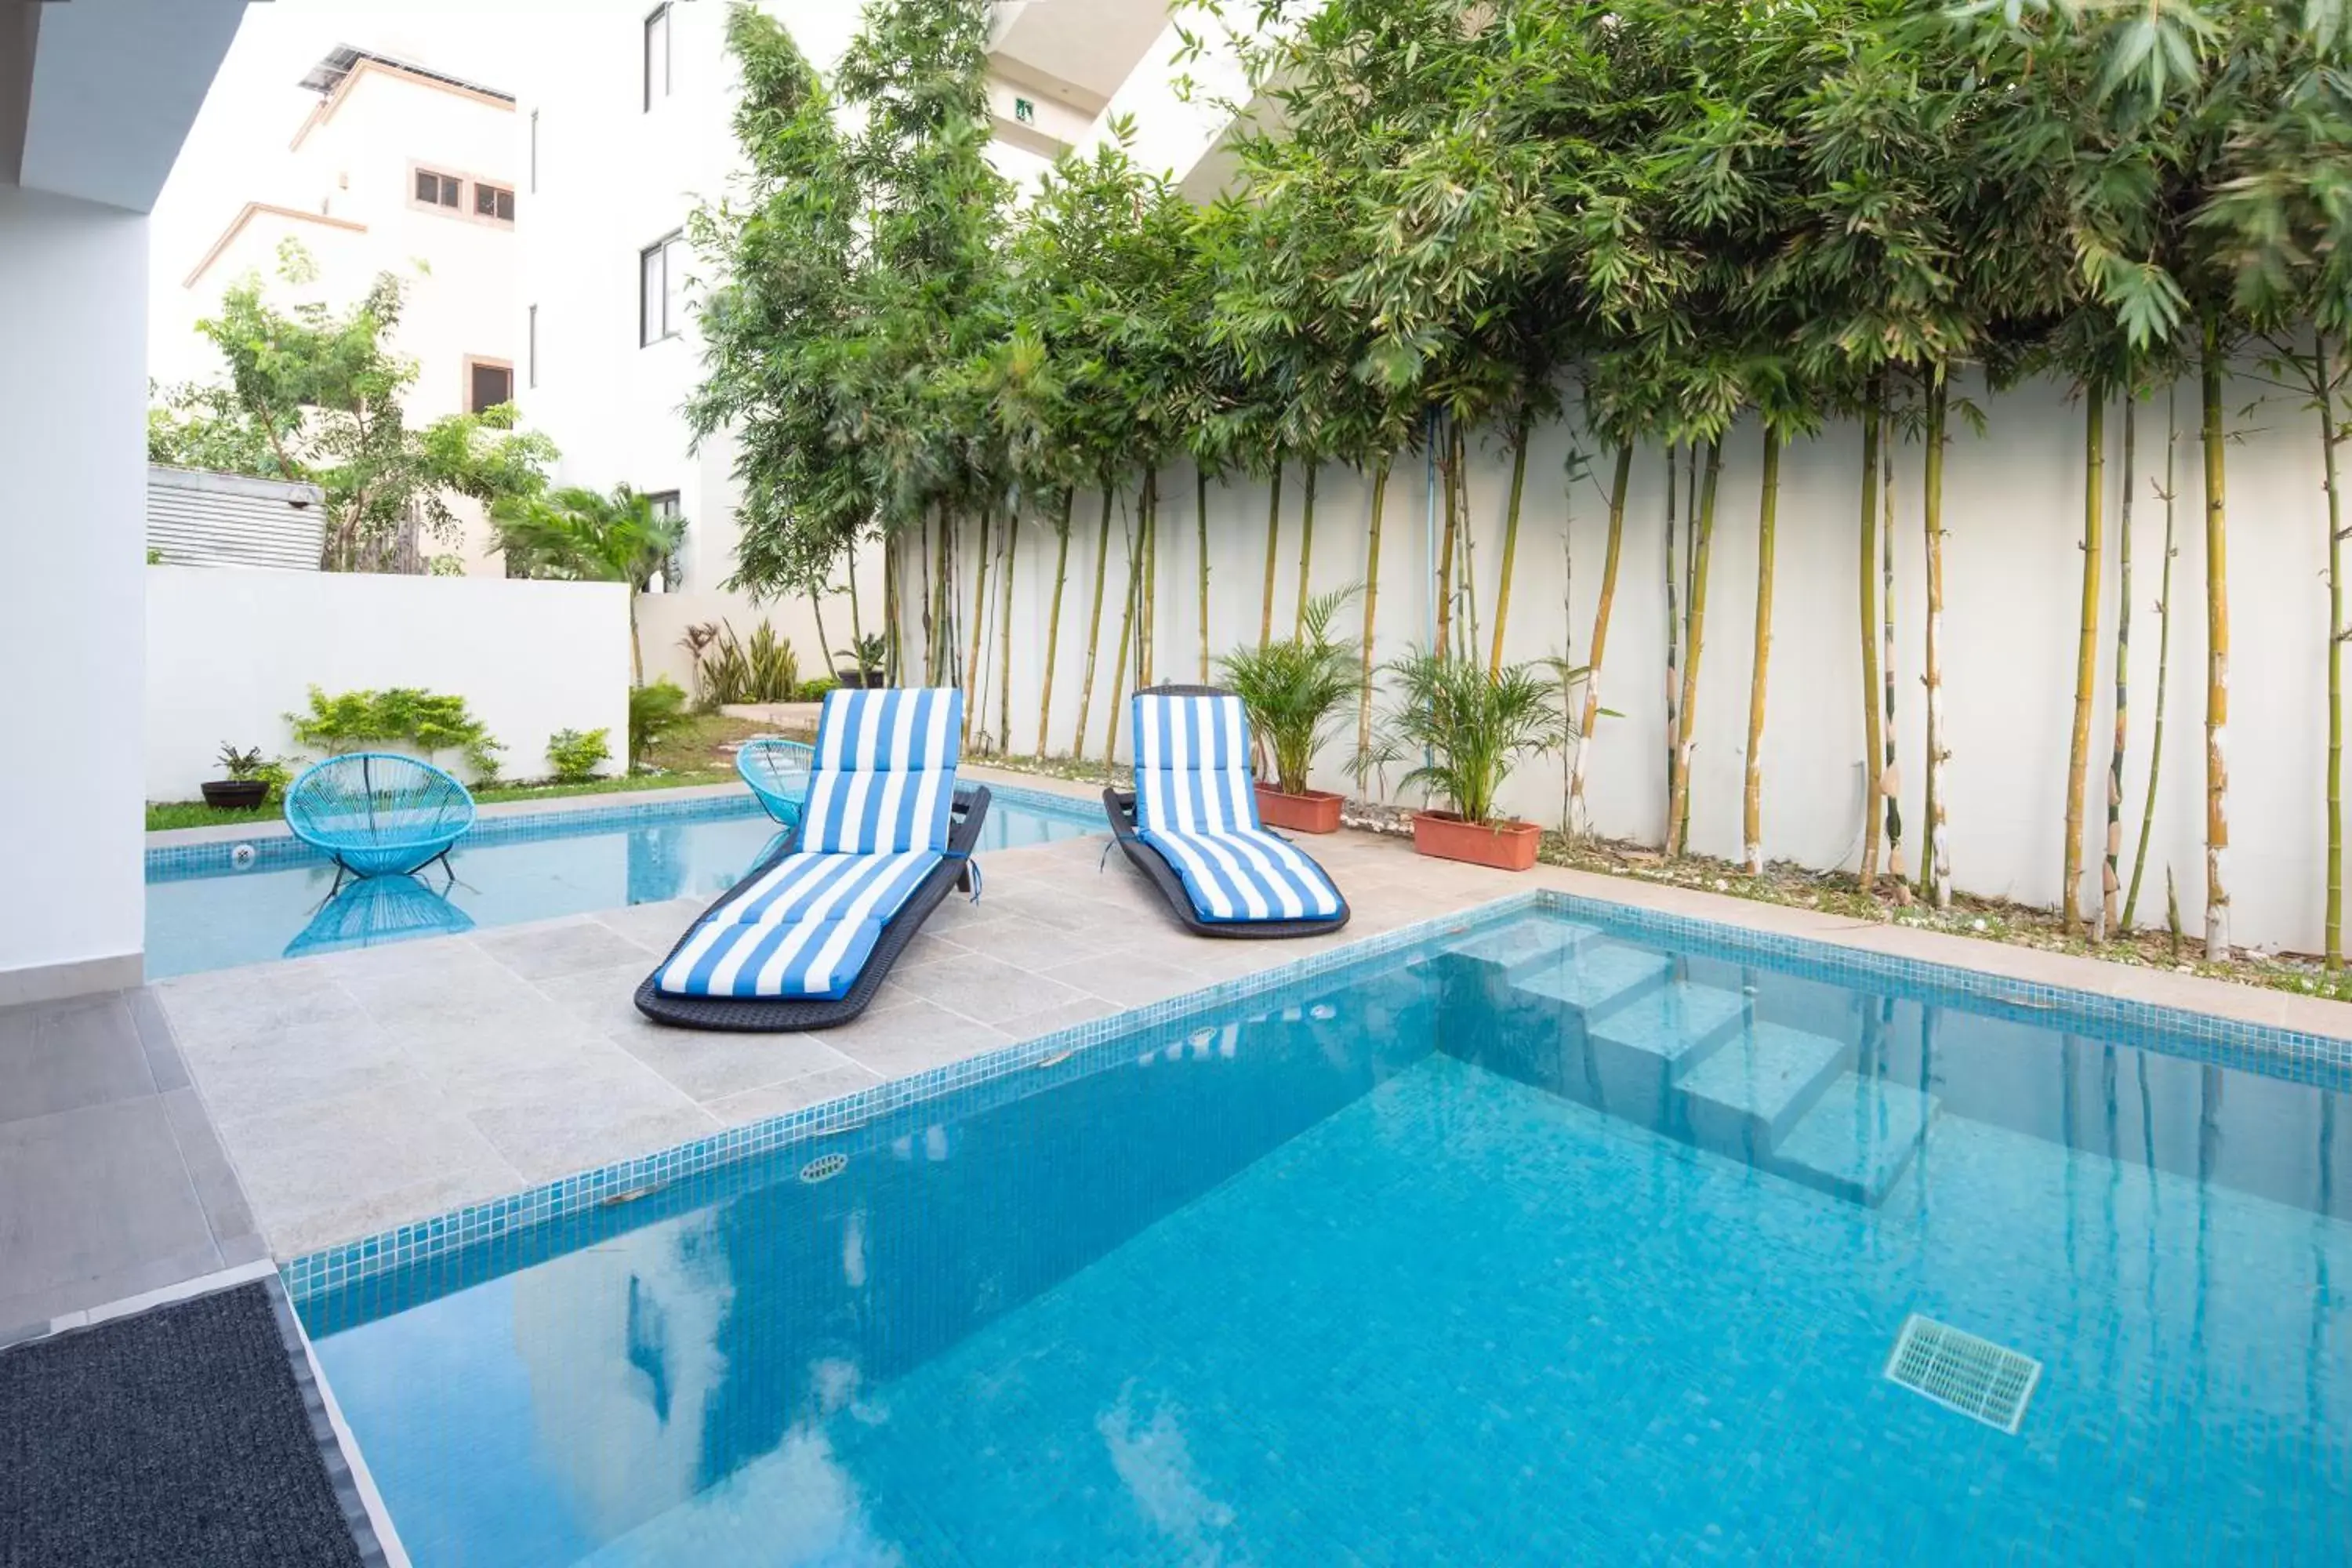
[
  {"x1": 1365, "y1": 650, "x2": 1570, "y2": 871},
  {"x1": 202, "y1": 744, "x2": 273, "y2": 811},
  {"x1": 1218, "y1": 589, "x2": 1363, "y2": 833},
  {"x1": 834, "y1": 633, "x2": 887, "y2": 689}
]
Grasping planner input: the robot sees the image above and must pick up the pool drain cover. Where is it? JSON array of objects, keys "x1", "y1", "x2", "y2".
[
  {"x1": 1885, "y1": 1314, "x2": 2042, "y2": 1433},
  {"x1": 799, "y1": 1152, "x2": 848, "y2": 1184}
]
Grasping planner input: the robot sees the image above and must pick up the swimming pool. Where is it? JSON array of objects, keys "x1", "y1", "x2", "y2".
[
  {"x1": 145, "y1": 786, "x2": 1104, "y2": 978},
  {"x1": 295, "y1": 897, "x2": 2351, "y2": 1565}
]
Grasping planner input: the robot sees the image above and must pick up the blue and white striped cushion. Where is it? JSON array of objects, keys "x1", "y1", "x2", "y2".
[
  {"x1": 654, "y1": 687, "x2": 967, "y2": 1000},
  {"x1": 799, "y1": 688, "x2": 962, "y2": 855},
  {"x1": 1131, "y1": 691, "x2": 1345, "y2": 924},
  {"x1": 655, "y1": 851, "x2": 941, "y2": 999}
]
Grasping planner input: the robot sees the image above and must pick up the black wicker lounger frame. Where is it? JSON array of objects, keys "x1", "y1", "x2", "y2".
[
  {"x1": 634, "y1": 785, "x2": 992, "y2": 1032},
  {"x1": 1104, "y1": 684, "x2": 1350, "y2": 941}
]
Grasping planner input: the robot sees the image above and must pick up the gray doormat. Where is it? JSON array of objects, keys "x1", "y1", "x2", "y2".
[{"x1": 0, "y1": 1281, "x2": 368, "y2": 1568}]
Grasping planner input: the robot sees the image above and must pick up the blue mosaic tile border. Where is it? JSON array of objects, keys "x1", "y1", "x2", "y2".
[
  {"x1": 147, "y1": 780, "x2": 1105, "y2": 883},
  {"x1": 281, "y1": 883, "x2": 2352, "y2": 1307},
  {"x1": 281, "y1": 896, "x2": 1541, "y2": 1305}
]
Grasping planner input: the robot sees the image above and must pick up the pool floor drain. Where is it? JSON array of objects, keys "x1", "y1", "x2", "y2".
[
  {"x1": 1885, "y1": 1314, "x2": 2042, "y2": 1434},
  {"x1": 799, "y1": 1152, "x2": 848, "y2": 1185}
]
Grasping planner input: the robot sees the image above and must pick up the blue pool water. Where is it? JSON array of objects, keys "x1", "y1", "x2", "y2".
[
  {"x1": 146, "y1": 788, "x2": 1102, "y2": 978},
  {"x1": 299, "y1": 906, "x2": 2352, "y2": 1565}
]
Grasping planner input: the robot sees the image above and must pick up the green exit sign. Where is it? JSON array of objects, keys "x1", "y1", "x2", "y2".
[{"x1": 1014, "y1": 96, "x2": 1036, "y2": 125}]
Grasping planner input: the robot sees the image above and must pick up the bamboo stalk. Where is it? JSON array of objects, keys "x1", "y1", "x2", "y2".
[
  {"x1": 1744, "y1": 428, "x2": 1779, "y2": 875},
  {"x1": 1454, "y1": 419, "x2": 1480, "y2": 661},
  {"x1": 1436, "y1": 423, "x2": 1460, "y2": 657},
  {"x1": 807, "y1": 588, "x2": 831, "y2": 696},
  {"x1": 2321, "y1": 335, "x2": 2344, "y2": 970},
  {"x1": 1141, "y1": 464, "x2": 1159, "y2": 688},
  {"x1": 1105, "y1": 501, "x2": 1142, "y2": 762},
  {"x1": 1073, "y1": 485, "x2": 1113, "y2": 761},
  {"x1": 2124, "y1": 389, "x2": 2178, "y2": 929},
  {"x1": 1858, "y1": 379, "x2": 1884, "y2": 890},
  {"x1": 1883, "y1": 419, "x2": 1908, "y2": 904},
  {"x1": 964, "y1": 510, "x2": 990, "y2": 746},
  {"x1": 1664, "y1": 445, "x2": 1680, "y2": 842},
  {"x1": 1196, "y1": 466, "x2": 1211, "y2": 681},
  {"x1": 2064, "y1": 390, "x2": 2106, "y2": 932},
  {"x1": 1569, "y1": 443, "x2": 1632, "y2": 837},
  {"x1": 2103, "y1": 397, "x2": 2136, "y2": 938},
  {"x1": 1293, "y1": 462, "x2": 1317, "y2": 641},
  {"x1": 2201, "y1": 315, "x2": 2231, "y2": 959},
  {"x1": 1922, "y1": 372, "x2": 1951, "y2": 909},
  {"x1": 997, "y1": 506, "x2": 1018, "y2": 753},
  {"x1": 1490, "y1": 408, "x2": 1532, "y2": 673},
  {"x1": 1036, "y1": 490, "x2": 1072, "y2": 753},
  {"x1": 845, "y1": 541, "x2": 865, "y2": 680},
  {"x1": 1259, "y1": 457, "x2": 1283, "y2": 650},
  {"x1": 1356, "y1": 453, "x2": 1390, "y2": 766},
  {"x1": 1668, "y1": 440, "x2": 1721, "y2": 857},
  {"x1": 884, "y1": 529, "x2": 899, "y2": 688}
]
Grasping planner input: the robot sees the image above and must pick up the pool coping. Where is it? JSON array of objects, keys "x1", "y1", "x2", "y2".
[
  {"x1": 146, "y1": 777, "x2": 1109, "y2": 881},
  {"x1": 281, "y1": 884, "x2": 2352, "y2": 1307}
]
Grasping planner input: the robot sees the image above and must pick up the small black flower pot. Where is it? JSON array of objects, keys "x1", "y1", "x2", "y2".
[
  {"x1": 833, "y1": 668, "x2": 875, "y2": 690},
  {"x1": 200, "y1": 779, "x2": 270, "y2": 811}
]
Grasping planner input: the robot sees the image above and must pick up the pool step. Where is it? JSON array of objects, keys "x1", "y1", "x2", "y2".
[
  {"x1": 1768, "y1": 1073, "x2": 1940, "y2": 1207},
  {"x1": 1580, "y1": 981, "x2": 1750, "y2": 1126},
  {"x1": 1437, "y1": 919, "x2": 1603, "y2": 979},
  {"x1": 1676, "y1": 1022, "x2": 1852, "y2": 1160},
  {"x1": 1508, "y1": 940, "x2": 1673, "y2": 1016}
]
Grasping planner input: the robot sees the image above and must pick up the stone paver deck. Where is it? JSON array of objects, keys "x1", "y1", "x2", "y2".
[{"x1": 136, "y1": 764, "x2": 2352, "y2": 1265}]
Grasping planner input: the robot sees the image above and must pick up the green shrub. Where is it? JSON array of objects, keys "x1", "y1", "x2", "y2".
[
  {"x1": 697, "y1": 620, "x2": 798, "y2": 705},
  {"x1": 629, "y1": 680, "x2": 690, "y2": 765},
  {"x1": 1218, "y1": 588, "x2": 1363, "y2": 795},
  {"x1": 794, "y1": 677, "x2": 839, "y2": 702},
  {"x1": 1360, "y1": 649, "x2": 1570, "y2": 826},
  {"x1": 546, "y1": 727, "x2": 612, "y2": 783},
  {"x1": 285, "y1": 686, "x2": 503, "y2": 779}
]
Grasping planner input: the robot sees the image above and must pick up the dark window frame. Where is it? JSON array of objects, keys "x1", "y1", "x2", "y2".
[
  {"x1": 643, "y1": 4, "x2": 671, "y2": 113},
  {"x1": 648, "y1": 489, "x2": 684, "y2": 590},
  {"x1": 474, "y1": 181, "x2": 516, "y2": 223},
  {"x1": 465, "y1": 358, "x2": 514, "y2": 415},
  {"x1": 639, "y1": 231, "x2": 684, "y2": 347},
  {"x1": 413, "y1": 168, "x2": 462, "y2": 209}
]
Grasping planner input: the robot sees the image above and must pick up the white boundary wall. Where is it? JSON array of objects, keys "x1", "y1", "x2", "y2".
[
  {"x1": 146, "y1": 567, "x2": 632, "y2": 800},
  {"x1": 904, "y1": 363, "x2": 2339, "y2": 956}
]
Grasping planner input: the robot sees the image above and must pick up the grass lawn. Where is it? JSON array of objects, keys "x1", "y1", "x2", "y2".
[{"x1": 145, "y1": 712, "x2": 787, "y2": 833}]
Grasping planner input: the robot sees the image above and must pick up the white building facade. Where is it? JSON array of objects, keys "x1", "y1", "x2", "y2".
[
  {"x1": 513, "y1": 0, "x2": 1185, "y2": 691},
  {"x1": 158, "y1": 45, "x2": 523, "y2": 573}
]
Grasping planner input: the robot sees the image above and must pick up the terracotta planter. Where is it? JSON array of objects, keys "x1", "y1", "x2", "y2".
[
  {"x1": 1254, "y1": 783, "x2": 1344, "y2": 834},
  {"x1": 1413, "y1": 810, "x2": 1541, "y2": 871}
]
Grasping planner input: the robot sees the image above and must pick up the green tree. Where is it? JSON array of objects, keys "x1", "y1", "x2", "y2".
[
  {"x1": 491, "y1": 485, "x2": 687, "y2": 685},
  {"x1": 153, "y1": 240, "x2": 556, "y2": 572}
]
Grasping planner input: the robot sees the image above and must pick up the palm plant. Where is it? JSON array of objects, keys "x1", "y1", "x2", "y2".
[
  {"x1": 1364, "y1": 648, "x2": 1572, "y2": 829},
  {"x1": 1218, "y1": 588, "x2": 1364, "y2": 797},
  {"x1": 489, "y1": 484, "x2": 684, "y2": 685}
]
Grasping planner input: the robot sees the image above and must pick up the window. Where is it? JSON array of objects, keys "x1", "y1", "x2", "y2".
[
  {"x1": 466, "y1": 358, "x2": 514, "y2": 414},
  {"x1": 644, "y1": 4, "x2": 670, "y2": 112},
  {"x1": 527, "y1": 304, "x2": 538, "y2": 389},
  {"x1": 474, "y1": 182, "x2": 516, "y2": 223},
  {"x1": 640, "y1": 231, "x2": 685, "y2": 346},
  {"x1": 414, "y1": 169, "x2": 461, "y2": 208},
  {"x1": 528, "y1": 109, "x2": 539, "y2": 192},
  {"x1": 648, "y1": 490, "x2": 684, "y2": 590}
]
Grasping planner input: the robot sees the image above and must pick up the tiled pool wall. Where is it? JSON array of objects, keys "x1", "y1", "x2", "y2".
[
  {"x1": 147, "y1": 781, "x2": 1106, "y2": 883},
  {"x1": 283, "y1": 887, "x2": 2352, "y2": 1306}
]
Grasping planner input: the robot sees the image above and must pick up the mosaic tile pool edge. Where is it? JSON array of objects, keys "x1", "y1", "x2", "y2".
[
  {"x1": 147, "y1": 781, "x2": 1106, "y2": 880},
  {"x1": 282, "y1": 885, "x2": 2352, "y2": 1304}
]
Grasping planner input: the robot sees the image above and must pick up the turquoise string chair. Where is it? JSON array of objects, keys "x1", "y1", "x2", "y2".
[
  {"x1": 284, "y1": 752, "x2": 477, "y2": 878},
  {"x1": 281, "y1": 873, "x2": 476, "y2": 960},
  {"x1": 736, "y1": 737, "x2": 816, "y2": 827}
]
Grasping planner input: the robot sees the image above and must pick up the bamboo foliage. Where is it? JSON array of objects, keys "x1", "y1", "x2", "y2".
[
  {"x1": 680, "y1": 0, "x2": 2352, "y2": 958},
  {"x1": 2125, "y1": 392, "x2": 2180, "y2": 930},
  {"x1": 2102, "y1": 397, "x2": 2136, "y2": 938}
]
